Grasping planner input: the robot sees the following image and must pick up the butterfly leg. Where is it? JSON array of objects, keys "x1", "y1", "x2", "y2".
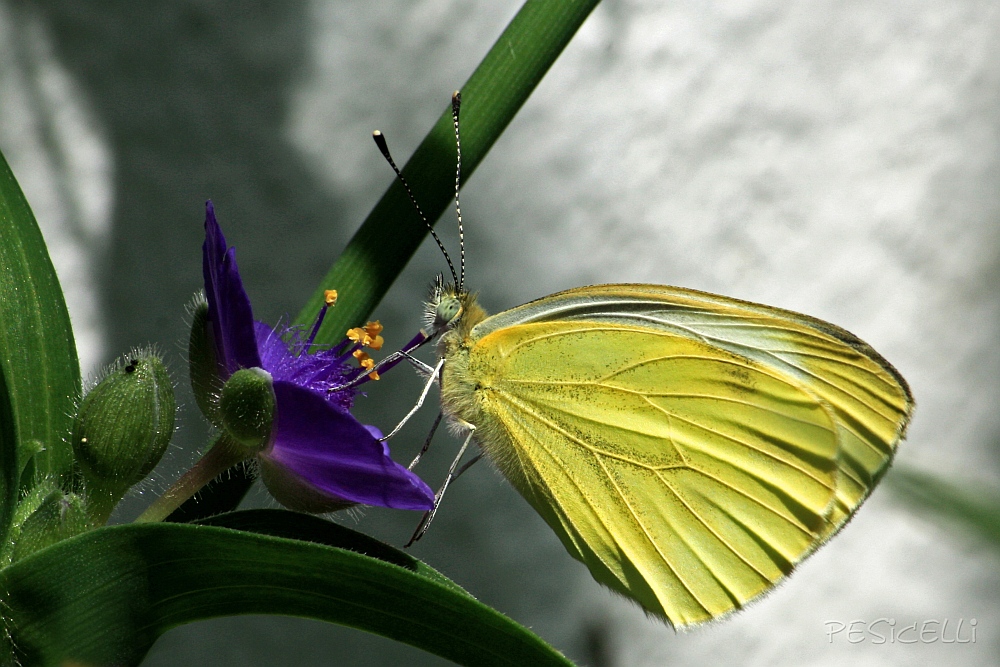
[
  {"x1": 452, "y1": 452, "x2": 482, "y2": 481},
  {"x1": 405, "y1": 421, "x2": 476, "y2": 547},
  {"x1": 379, "y1": 357, "x2": 445, "y2": 442},
  {"x1": 408, "y1": 411, "x2": 443, "y2": 470},
  {"x1": 398, "y1": 349, "x2": 438, "y2": 376}
]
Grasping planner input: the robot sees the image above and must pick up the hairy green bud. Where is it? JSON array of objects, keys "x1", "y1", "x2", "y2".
[
  {"x1": 219, "y1": 367, "x2": 275, "y2": 450},
  {"x1": 72, "y1": 350, "x2": 175, "y2": 522}
]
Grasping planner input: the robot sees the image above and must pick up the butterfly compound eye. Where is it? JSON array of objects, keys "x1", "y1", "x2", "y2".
[{"x1": 434, "y1": 296, "x2": 463, "y2": 330}]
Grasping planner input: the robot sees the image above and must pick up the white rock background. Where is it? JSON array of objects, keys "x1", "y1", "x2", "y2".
[{"x1": 1, "y1": 1, "x2": 998, "y2": 665}]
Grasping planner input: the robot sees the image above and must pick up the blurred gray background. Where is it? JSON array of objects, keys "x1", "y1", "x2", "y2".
[{"x1": 1, "y1": 1, "x2": 998, "y2": 665}]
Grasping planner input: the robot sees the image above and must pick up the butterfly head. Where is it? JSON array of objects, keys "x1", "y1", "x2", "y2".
[
  {"x1": 424, "y1": 275, "x2": 464, "y2": 332},
  {"x1": 424, "y1": 275, "x2": 486, "y2": 338}
]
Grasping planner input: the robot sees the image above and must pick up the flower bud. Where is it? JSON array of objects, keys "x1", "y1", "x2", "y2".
[
  {"x1": 72, "y1": 350, "x2": 175, "y2": 522},
  {"x1": 219, "y1": 367, "x2": 275, "y2": 450},
  {"x1": 8, "y1": 484, "x2": 90, "y2": 563},
  {"x1": 187, "y1": 296, "x2": 222, "y2": 426}
]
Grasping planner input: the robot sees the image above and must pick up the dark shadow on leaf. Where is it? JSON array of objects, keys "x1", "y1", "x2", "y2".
[{"x1": 196, "y1": 508, "x2": 420, "y2": 572}]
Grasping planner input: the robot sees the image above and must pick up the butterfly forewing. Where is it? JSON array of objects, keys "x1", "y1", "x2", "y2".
[
  {"x1": 446, "y1": 284, "x2": 912, "y2": 627},
  {"x1": 471, "y1": 284, "x2": 912, "y2": 534}
]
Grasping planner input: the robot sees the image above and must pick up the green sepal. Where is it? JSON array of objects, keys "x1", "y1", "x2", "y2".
[
  {"x1": 6, "y1": 483, "x2": 91, "y2": 564},
  {"x1": 71, "y1": 350, "x2": 175, "y2": 522},
  {"x1": 219, "y1": 367, "x2": 275, "y2": 450},
  {"x1": 187, "y1": 295, "x2": 222, "y2": 426},
  {"x1": 3, "y1": 480, "x2": 56, "y2": 565},
  {"x1": 259, "y1": 455, "x2": 354, "y2": 515}
]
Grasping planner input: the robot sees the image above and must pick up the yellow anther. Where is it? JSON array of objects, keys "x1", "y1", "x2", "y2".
[
  {"x1": 324, "y1": 289, "x2": 338, "y2": 307},
  {"x1": 363, "y1": 321, "x2": 384, "y2": 350},
  {"x1": 347, "y1": 321, "x2": 385, "y2": 350},
  {"x1": 352, "y1": 349, "x2": 380, "y2": 380}
]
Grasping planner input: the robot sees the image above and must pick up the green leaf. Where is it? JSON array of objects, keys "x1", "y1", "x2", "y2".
[
  {"x1": 0, "y1": 148, "x2": 80, "y2": 535},
  {"x1": 1, "y1": 520, "x2": 575, "y2": 667},
  {"x1": 195, "y1": 509, "x2": 464, "y2": 592},
  {"x1": 294, "y1": 0, "x2": 602, "y2": 340},
  {"x1": 0, "y1": 366, "x2": 16, "y2": 548},
  {"x1": 889, "y1": 466, "x2": 1000, "y2": 549}
]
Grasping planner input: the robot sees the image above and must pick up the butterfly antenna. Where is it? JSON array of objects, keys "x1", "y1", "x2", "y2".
[
  {"x1": 450, "y1": 91, "x2": 466, "y2": 293},
  {"x1": 372, "y1": 130, "x2": 460, "y2": 287}
]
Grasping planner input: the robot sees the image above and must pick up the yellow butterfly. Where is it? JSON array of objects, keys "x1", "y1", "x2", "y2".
[
  {"x1": 374, "y1": 92, "x2": 913, "y2": 629},
  {"x1": 426, "y1": 281, "x2": 911, "y2": 628}
]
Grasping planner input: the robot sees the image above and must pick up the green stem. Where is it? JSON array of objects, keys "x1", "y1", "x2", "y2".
[
  {"x1": 134, "y1": 435, "x2": 248, "y2": 523},
  {"x1": 86, "y1": 486, "x2": 121, "y2": 526}
]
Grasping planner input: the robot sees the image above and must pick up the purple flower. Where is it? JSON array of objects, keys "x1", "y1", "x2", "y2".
[{"x1": 202, "y1": 201, "x2": 434, "y2": 511}]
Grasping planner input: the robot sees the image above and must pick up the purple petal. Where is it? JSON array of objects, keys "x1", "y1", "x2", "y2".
[
  {"x1": 203, "y1": 201, "x2": 261, "y2": 375},
  {"x1": 263, "y1": 381, "x2": 434, "y2": 510}
]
